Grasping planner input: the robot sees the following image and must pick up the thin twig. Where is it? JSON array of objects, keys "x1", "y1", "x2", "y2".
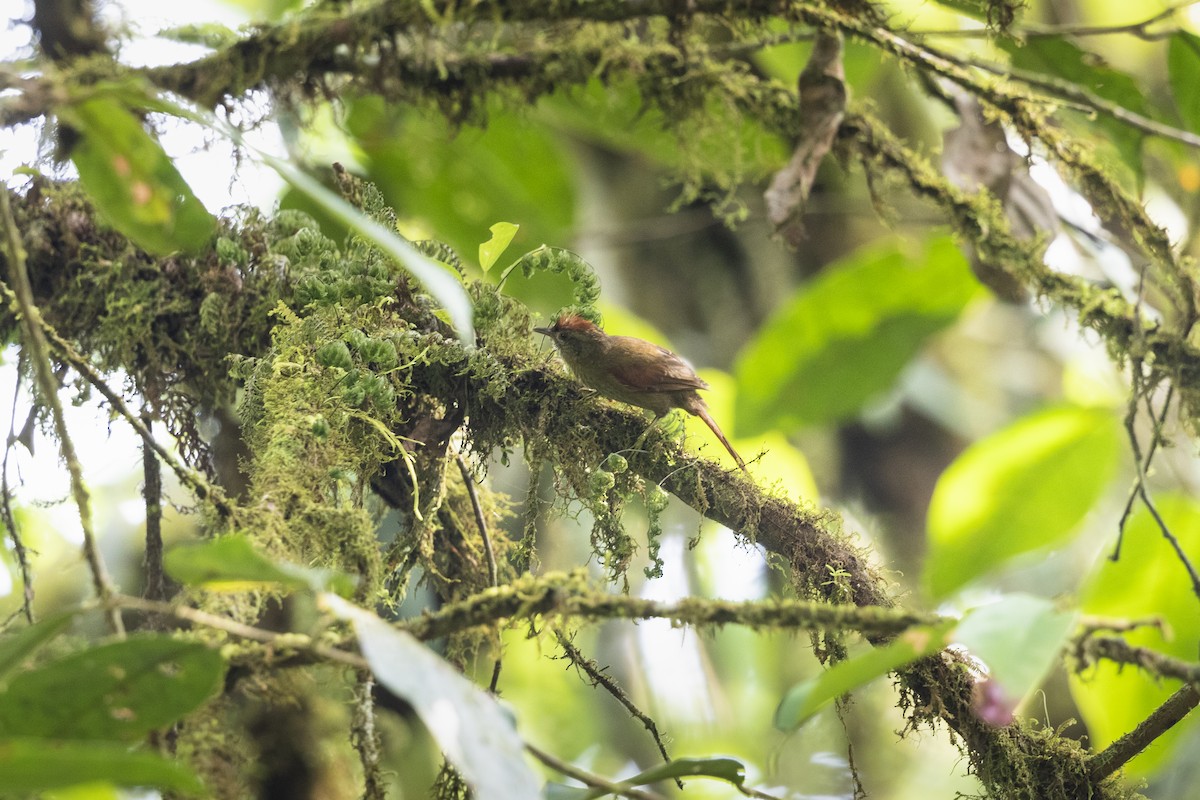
[
  {"x1": 1, "y1": 353, "x2": 34, "y2": 623},
  {"x1": 1076, "y1": 635, "x2": 1200, "y2": 684},
  {"x1": 455, "y1": 454, "x2": 503, "y2": 692},
  {"x1": 554, "y1": 629, "x2": 679, "y2": 787},
  {"x1": 0, "y1": 190, "x2": 123, "y2": 636},
  {"x1": 1114, "y1": 378, "x2": 1200, "y2": 598},
  {"x1": 142, "y1": 415, "x2": 166, "y2": 603},
  {"x1": 0, "y1": 272, "x2": 230, "y2": 517},
  {"x1": 911, "y1": 4, "x2": 1188, "y2": 40},
  {"x1": 108, "y1": 593, "x2": 366, "y2": 667}
]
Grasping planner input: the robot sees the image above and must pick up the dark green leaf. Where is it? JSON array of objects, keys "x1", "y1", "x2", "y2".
[
  {"x1": 62, "y1": 97, "x2": 215, "y2": 254},
  {"x1": 0, "y1": 737, "x2": 203, "y2": 793},
  {"x1": 925, "y1": 405, "x2": 1121, "y2": 599},
  {"x1": 734, "y1": 236, "x2": 978, "y2": 434},
  {"x1": 0, "y1": 610, "x2": 75, "y2": 683},
  {"x1": 0, "y1": 637, "x2": 224, "y2": 741},
  {"x1": 323, "y1": 595, "x2": 541, "y2": 800},
  {"x1": 775, "y1": 622, "x2": 954, "y2": 730},
  {"x1": 164, "y1": 534, "x2": 357, "y2": 596},
  {"x1": 1169, "y1": 32, "x2": 1200, "y2": 134}
]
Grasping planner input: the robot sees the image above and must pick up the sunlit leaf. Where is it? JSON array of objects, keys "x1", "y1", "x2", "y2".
[
  {"x1": 0, "y1": 738, "x2": 203, "y2": 794},
  {"x1": 0, "y1": 638, "x2": 224, "y2": 742},
  {"x1": 0, "y1": 610, "x2": 76, "y2": 683},
  {"x1": 735, "y1": 236, "x2": 978, "y2": 434},
  {"x1": 1169, "y1": 32, "x2": 1200, "y2": 134},
  {"x1": 61, "y1": 97, "x2": 215, "y2": 254},
  {"x1": 479, "y1": 222, "x2": 520, "y2": 272},
  {"x1": 775, "y1": 622, "x2": 954, "y2": 730},
  {"x1": 1070, "y1": 495, "x2": 1200, "y2": 776},
  {"x1": 321, "y1": 595, "x2": 541, "y2": 800},
  {"x1": 955, "y1": 594, "x2": 1077, "y2": 708},
  {"x1": 164, "y1": 534, "x2": 357, "y2": 596},
  {"x1": 259, "y1": 153, "x2": 475, "y2": 345},
  {"x1": 925, "y1": 405, "x2": 1121, "y2": 599}
]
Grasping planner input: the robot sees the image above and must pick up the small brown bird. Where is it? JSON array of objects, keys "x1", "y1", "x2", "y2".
[{"x1": 535, "y1": 313, "x2": 747, "y2": 471}]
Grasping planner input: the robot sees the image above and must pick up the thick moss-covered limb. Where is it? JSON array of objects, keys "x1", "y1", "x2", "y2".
[
  {"x1": 398, "y1": 571, "x2": 935, "y2": 642},
  {"x1": 899, "y1": 653, "x2": 1138, "y2": 800}
]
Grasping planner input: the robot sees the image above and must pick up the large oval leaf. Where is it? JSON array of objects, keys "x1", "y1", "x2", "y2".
[
  {"x1": 0, "y1": 737, "x2": 203, "y2": 794},
  {"x1": 0, "y1": 638, "x2": 224, "y2": 742},
  {"x1": 1070, "y1": 495, "x2": 1200, "y2": 776},
  {"x1": 925, "y1": 405, "x2": 1121, "y2": 599},
  {"x1": 734, "y1": 236, "x2": 978, "y2": 435},
  {"x1": 62, "y1": 97, "x2": 215, "y2": 254}
]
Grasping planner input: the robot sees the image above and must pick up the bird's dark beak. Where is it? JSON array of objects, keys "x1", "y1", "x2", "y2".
[{"x1": 533, "y1": 325, "x2": 552, "y2": 336}]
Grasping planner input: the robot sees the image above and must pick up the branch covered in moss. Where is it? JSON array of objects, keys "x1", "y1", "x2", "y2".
[{"x1": 397, "y1": 570, "x2": 937, "y2": 642}]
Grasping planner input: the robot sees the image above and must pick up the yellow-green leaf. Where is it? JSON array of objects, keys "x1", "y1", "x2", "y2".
[
  {"x1": 479, "y1": 222, "x2": 519, "y2": 272},
  {"x1": 925, "y1": 405, "x2": 1121, "y2": 599}
]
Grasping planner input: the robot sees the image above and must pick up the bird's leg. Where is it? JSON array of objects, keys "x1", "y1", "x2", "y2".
[{"x1": 630, "y1": 413, "x2": 667, "y2": 454}]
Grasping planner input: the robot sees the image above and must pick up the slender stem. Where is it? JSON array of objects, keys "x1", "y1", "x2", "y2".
[
  {"x1": 555, "y1": 630, "x2": 678, "y2": 784},
  {"x1": 142, "y1": 415, "x2": 166, "y2": 603},
  {"x1": 108, "y1": 593, "x2": 366, "y2": 668},
  {"x1": 526, "y1": 743, "x2": 666, "y2": 800},
  {"x1": 1, "y1": 353, "x2": 34, "y2": 623},
  {"x1": 0, "y1": 190, "x2": 123, "y2": 636},
  {"x1": 456, "y1": 454, "x2": 503, "y2": 691}
]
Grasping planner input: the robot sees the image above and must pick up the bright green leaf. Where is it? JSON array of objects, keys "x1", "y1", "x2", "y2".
[
  {"x1": 0, "y1": 737, "x2": 203, "y2": 793},
  {"x1": 1070, "y1": 495, "x2": 1200, "y2": 776},
  {"x1": 0, "y1": 638, "x2": 224, "y2": 742},
  {"x1": 479, "y1": 222, "x2": 520, "y2": 272},
  {"x1": 321, "y1": 594, "x2": 541, "y2": 800},
  {"x1": 1169, "y1": 32, "x2": 1200, "y2": 134},
  {"x1": 925, "y1": 405, "x2": 1121, "y2": 599},
  {"x1": 61, "y1": 97, "x2": 215, "y2": 254},
  {"x1": 955, "y1": 594, "x2": 1078, "y2": 707},
  {"x1": 775, "y1": 622, "x2": 954, "y2": 730},
  {"x1": 734, "y1": 236, "x2": 978, "y2": 434},
  {"x1": 0, "y1": 610, "x2": 76, "y2": 683},
  {"x1": 164, "y1": 534, "x2": 357, "y2": 596}
]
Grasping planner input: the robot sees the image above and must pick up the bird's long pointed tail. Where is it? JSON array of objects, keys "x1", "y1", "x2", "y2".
[{"x1": 694, "y1": 405, "x2": 748, "y2": 472}]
